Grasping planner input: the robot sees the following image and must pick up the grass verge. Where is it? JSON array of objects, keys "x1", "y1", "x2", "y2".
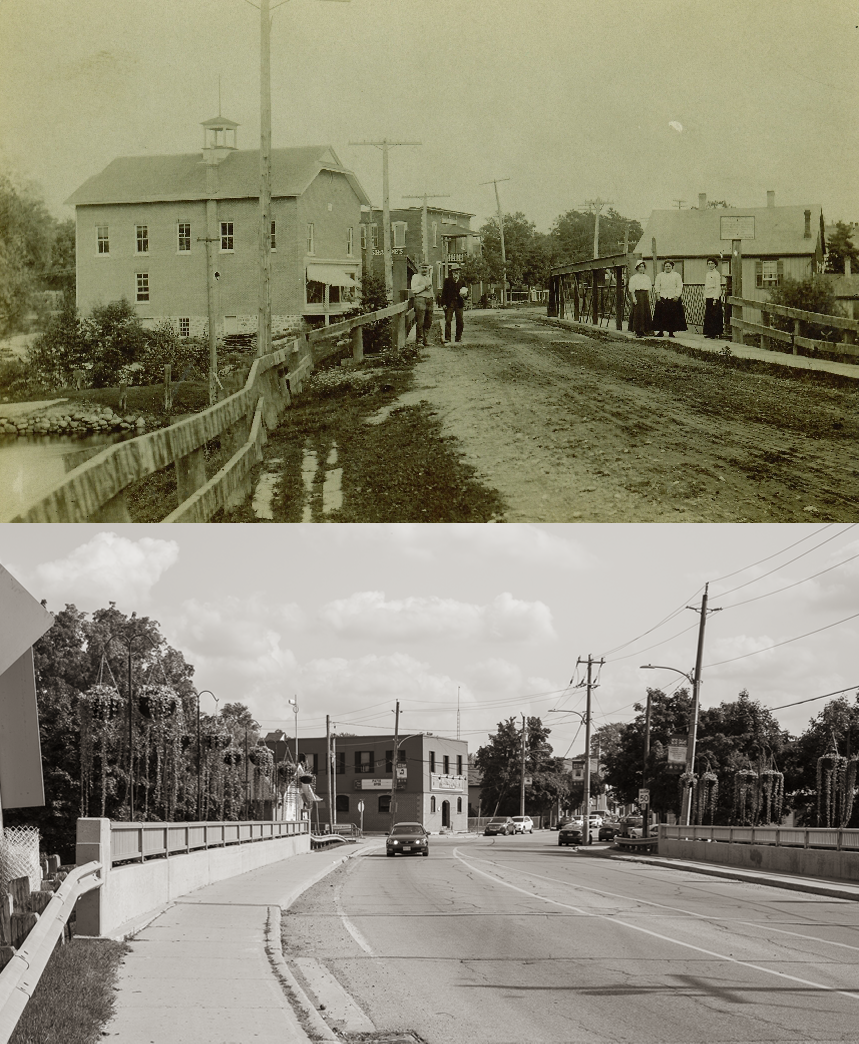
[{"x1": 9, "y1": 937, "x2": 128, "y2": 1044}]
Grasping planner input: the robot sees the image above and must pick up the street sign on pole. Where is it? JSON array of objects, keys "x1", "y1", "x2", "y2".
[{"x1": 638, "y1": 788, "x2": 650, "y2": 805}]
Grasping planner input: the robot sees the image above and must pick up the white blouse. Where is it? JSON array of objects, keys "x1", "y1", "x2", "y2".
[
  {"x1": 704, "y1": 268, "x2": 723, "y2": 299},
  {"x1": 655, "y1": 271, "x2": 683, "y2": 299},
  {"x1": 628, "y1": 272, "x2": 652, "y2": 293}
]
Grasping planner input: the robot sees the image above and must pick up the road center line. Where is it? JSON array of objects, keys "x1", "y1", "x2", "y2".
[{"x1": 452, "y1": 848, "x2": 859, "y2": 1002}]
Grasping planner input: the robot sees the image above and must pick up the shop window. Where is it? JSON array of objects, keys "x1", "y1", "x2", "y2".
[
  {"x1": 379, "y1": 795, "x2": 391, "y2": 813},
  {"x1": 336, "y1": 794, "x2": 349, "y2": 813}
]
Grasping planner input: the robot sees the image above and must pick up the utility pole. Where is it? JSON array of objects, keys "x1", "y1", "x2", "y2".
[
  {"x1": 481, "y1": 177, "x2": 510, "y2": 306},
  {"x1": 257, "y1": 0, "x2": 272, "y2": 357},
  {"x1": 390, "y1": 699, "x2": 400, "y2": 829},
  {"x1": 576, "y1": 654, "x2": 604, "y2": 844},
  {"x1": 672, "y1": 199, "x2": 687, "y2": 210},
  {"x1": 520, "y1": 713, "x2": 527, "y2": 817},
  {"x1": 456, "y1": 685, "x2": 460, "y2": 742},
  {"x1": 583, "y1": 198, "x2": 613, "y2": 259},
  {"x1": 196, "y1": 228, "x2": 220, "y2": 405},
  {"x1": 681, "y1": 583, "x2": 721, "y2": 826},
  {"x1": 350, "y1": 140, "x2": 421, "y2": 303},
  {"x1": 326, "y1": 714, "x2": 333, "y2": 833},
  {"x1": 642, "y1": 688, "x2": 652, "y2": 839},
  {"x1": 403, "y1": 191, "x2": 450, "y2": 264}
]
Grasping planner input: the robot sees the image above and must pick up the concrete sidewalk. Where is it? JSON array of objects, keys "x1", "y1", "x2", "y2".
[{"x1": 103, "y1": 838, "x2": 382, "y2": 1044}]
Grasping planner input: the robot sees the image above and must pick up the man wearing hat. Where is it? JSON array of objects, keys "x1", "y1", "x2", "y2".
[
  {"x1": 441, "y1": 263, "x2": 469, "y2": 343},
  {"x1": 410, "y1": 262, "x2": 435, "y2": 347}
]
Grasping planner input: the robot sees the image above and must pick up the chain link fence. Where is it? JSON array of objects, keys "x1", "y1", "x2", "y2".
[{"x1": 0, "y1": 826, "x2": 41, "y2": 895}]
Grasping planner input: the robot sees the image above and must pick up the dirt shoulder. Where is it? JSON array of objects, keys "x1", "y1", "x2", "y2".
[{"x1": 383, "y1": 310, "x2": 859, "y2": 522}]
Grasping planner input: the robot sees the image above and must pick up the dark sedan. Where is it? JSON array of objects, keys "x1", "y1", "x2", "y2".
[
  {"x1": 484, "y1": 817, "x2": 515, "y2": 836},
  {"x1": 386, "y1": 822, "x2": 430, "y2": 857},
  {"x1": 599, "y1": 820, "x2": 621, "y2": 841}
]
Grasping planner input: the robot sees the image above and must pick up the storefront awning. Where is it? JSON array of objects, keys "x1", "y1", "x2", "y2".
[{"x1": 306, "y1": 263, "x2": 358, "y2": 285}]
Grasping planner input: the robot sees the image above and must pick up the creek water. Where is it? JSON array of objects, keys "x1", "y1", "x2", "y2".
[{"x1": 0, "y1": 431, "x2": 128, "y2": 519}]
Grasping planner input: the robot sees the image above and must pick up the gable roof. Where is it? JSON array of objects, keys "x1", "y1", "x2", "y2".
[
  {"x1": 634, "y1": 205, "x2": 825, "y2": 258},
  {"x1": 66, "y1": 145, "x2": 370, "y2": 207}
]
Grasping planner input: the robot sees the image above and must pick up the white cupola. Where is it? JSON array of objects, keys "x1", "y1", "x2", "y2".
[{"x1": 201, "y1": 116, "x2": 238, "y2": 165}]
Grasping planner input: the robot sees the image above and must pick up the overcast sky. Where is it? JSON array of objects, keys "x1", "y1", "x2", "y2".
[
  {"x1": 2, "y1": 523, "x2": 857, "y2": 759},
  {"x1": 1, "y1": 0, "x2": 855, "y2": 233}
]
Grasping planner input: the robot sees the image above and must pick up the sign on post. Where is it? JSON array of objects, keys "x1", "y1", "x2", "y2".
[
  {"x1": 720, "y1": 215, "x2": 755, "y2": 240},
  {"x1": 638, "y1": 788, "x2": 650, "y2": 805}
]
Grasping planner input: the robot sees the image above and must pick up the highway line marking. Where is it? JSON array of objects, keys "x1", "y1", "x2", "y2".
[
  {"x1": 335, "y1": 893, "x2": 375, "y2": 955},
  {"x1": 452, "y1": 848, "x2": 859, "y2": 1002},
  {"x1": 465, "y1": 854, "x2": 859, "y2": 955}
]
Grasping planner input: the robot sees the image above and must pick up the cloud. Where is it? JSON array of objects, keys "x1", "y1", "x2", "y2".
[
  {"x1": 35, "y1": 532, "x2": 178, "y2": 606},
  {"x1": 318, "y1": 591, "x2": 555, "y2": 642}
]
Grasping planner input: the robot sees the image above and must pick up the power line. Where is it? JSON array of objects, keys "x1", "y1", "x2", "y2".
[
  {"x1": 768, "y1": 684, "x2": 859, "y2": 713},
  {"x1": 705, "y1": 608, "x2": 859, "y2": 669},
  {"x1": 710, "y1": 523, "x2": 836, "y2": 584},
  {"x1": 721, "y1": 548, "x2": 859, "y2": 610}
]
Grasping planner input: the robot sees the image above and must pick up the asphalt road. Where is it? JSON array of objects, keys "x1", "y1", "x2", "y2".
[{"x1": 283, "y1": 833, "x2": 859, "y2": 1044}]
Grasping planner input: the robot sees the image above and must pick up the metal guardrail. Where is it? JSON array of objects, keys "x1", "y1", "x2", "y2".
[
  {"x1": 0, "y1": 861, "x2": 102, "y2": 1044},
  {"x1": 110, "y1": 819, "x2": 308, "y2": 865},
  {"x1": 660, "y1": 825, "x2": 859, "y2": 850}
]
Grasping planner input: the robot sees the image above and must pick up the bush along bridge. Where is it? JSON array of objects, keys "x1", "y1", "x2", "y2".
[{"x1": 3, "y1": 301, "x2": 414, "y2": 524}]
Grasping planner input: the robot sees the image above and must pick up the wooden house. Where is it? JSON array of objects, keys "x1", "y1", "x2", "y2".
[{"x1": 66, "y1": 115, "x2": 371, "y2": 338}]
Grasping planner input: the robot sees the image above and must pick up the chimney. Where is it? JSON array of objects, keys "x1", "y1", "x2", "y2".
[
  {"x1": 698, "y1": 193, "x2": 707, "y2": 209},
  {"x1": 804, "y1": 209, "x2": 812, "y2": 238},
  {"x1": 767, "y1": 190, "x2": 775, "y2": 208}
]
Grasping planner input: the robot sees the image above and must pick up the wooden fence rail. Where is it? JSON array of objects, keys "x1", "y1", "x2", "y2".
[
  {"x1": 5, "y1": 301, "x2": 412, "y2": 524},
  {"x1": 729, "y1": 295, "x2": 859, "y2": 362}
]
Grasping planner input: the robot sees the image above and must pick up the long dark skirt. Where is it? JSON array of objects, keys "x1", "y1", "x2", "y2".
[
  {"x1": 653, "y1": 297, "x2": 687, "y2": 333},
  {"x1": 628, "y1": 290, "x2": 652, "y2": 335},
  {"x1": 703, "y1": 298, "x2": 724, "y2": 338}
]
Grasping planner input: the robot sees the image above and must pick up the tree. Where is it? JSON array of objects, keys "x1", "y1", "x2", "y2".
[
  {"x1": 550, "y1": 207, "x2": 643, "y2": 265},
  {"x1": 784, "y1": 694, "x2": 859, "y2": 826},
  {"x1": 0, "y1": 172, "x2": 56, "y2": 335},
  {"x1": 474, "y1": 716, "x2": 568, "y2": 818},
  {"x1": 767, "y1": 275, "x2": 842, "y2": 340},
  {"x1": 825, "y1": 221, "x2": 858, "y2": 274},
  {"x1": 705, "y1": 200, "x2": 733, "y2": 209},
  {"x1": 45, "y1": 219, "x2": 76, "y2": 294},
  {"x1": 479, "y1": 212, "x2": 552, "y2": 289}
]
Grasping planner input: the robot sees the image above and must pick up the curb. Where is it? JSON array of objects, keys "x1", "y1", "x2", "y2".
[{"x1": 610, "y1": 852, "x2": 859, "y2": 902}]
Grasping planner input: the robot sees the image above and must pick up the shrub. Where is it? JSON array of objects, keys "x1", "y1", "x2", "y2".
[
  {"x1": 355, "y1": 269, "x2": 391, "y2": 353},
  {"x1": 767, "y1": 276, "x2": 843, "y2": 341},
  {"x1": 26, "y1": 292, "x2": 89, "y2": 388},
  {"x1": 83, "y1": 299, "x2": 149, "y2": 386},
  {"x1": 137, "y1": 322, "x2": 209, "y2": 385}
]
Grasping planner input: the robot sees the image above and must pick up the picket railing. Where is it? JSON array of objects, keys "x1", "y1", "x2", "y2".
[
  {"x1": 729, "y1": 295, "x2": 859, "y2": 363},
  {"x1": 110, "y1": 818, "x2": 308, "y2": 864},
  {"x1": 660, "y1": 824, "x2": 859, "y2": 849},
  {"x1": 0, "y1": 860, "x2": 102, "y2": 1044},
  {"x1": 5, "y1": 301, "x2": 412, "y2": 524}
]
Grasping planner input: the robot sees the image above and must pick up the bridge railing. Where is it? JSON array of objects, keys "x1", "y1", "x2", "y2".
[
  {"x1": 660, "y1": 824, "x2": 859, "y2": 849},
  {"x1": 5, "y1": 301, "x2": 413, "y2": 524},
  {"x1": 728, "y1": 295, "x2": 859, "y2": 363},
  {"x1": 110, "y1": 818, "x2": 308, "y2": 865}
]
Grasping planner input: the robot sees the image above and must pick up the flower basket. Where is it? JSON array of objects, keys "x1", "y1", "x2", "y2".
[
  {"x1": 82, "y1": 682, "x2": 123, "y2": 722},
  {"x1": 758, "y1": 768, "x2": 784, "y2": 825},
  {"x1": 223, "y1": 747, "x2": 243, "y2": 767},
  {"x1": 732, "y1": 768, "x2": 759, "y2": 825},
  {"x1": 138, "y1": 684, "x2": 180, "y2": 721}
]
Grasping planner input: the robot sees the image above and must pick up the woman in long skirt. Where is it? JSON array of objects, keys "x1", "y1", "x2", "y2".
[
  {"x1": 702, "y1": 257, "x2": 724, "y2": 338},
  {"x1": 653, "y1": 260, "x2": 687, "y2": 337},
  {"x1": 628, "y1": 260, "x2": 653, "y2": 338}
]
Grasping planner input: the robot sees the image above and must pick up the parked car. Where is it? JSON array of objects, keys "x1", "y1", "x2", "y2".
[
  {"x1": 619, "y1": 815, "x2": 656, "y2": 839},
  {"x1": 558, "y1": 820, "x2": 599, "y2": 845},
  {"x1": 484, "y1": 817, "x2": 515, "y2": 836},
  {"x1": 511, "y1": 816, "x2": 534, "y2": 834},
  {"x1": 386, "y1": 822, "x2": 430, "y2": 857},
  {"x1": 598, "y1": 820, "x2": 621, "y2": 841}
]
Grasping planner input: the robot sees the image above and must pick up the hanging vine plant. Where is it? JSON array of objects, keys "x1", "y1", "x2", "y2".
[
  {"x1": 137, "y1": 682, "x2": 184, "y2": 819},
  {"x1": 758, "y1": 767, "x2": 784, "y2": 825},
  {"x1": 841, "y1": 757, "x2": 859, "y2": 828},
  {"x1": 138, "y1": 684, "x2": 180, "y2": 721},
  {"x1": 78, "y1": 681, "x2": 124, "y2": 817},
  {"x1": 817, "y1": 741, "x2": 847, "y2": 828},
  {"x1": 223, "y1": 746, "x2": 243, "y2": 767},
  {"x1": 697, "y1": 770, "x2": 719, "y2": 825},
  {"x1": 732, "y1": 768, "x2": 759, "y2": 825}
]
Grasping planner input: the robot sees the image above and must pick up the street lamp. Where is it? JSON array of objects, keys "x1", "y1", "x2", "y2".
[
  {"x1": 196, "y1": 690, "x2": 219, "y2": 820},
  {"x1": 548, "y1": 708, "x2": 594, "y2": 842},
  {"x1": 288, "y1": 698, "x2": 299, "y2": 765},
  {"x1": 640, "y1": 663, "x2": 698, "y2": 826}
]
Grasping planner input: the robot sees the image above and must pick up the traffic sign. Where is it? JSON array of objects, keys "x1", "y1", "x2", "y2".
[
  {"x1": 638, "y1": 788, "x2": 650, "y2": 805},
  {"x1": 357, "y1": 801, "x2": 364, "y2": 812}
]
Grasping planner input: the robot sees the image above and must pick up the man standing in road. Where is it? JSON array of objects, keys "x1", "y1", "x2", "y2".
[
  {"x1": 441, "y1": 263, "x2": 468, "y2": 343},
  {"x1": 410, "y1": 263, "x2": 435, "y2": 347}
]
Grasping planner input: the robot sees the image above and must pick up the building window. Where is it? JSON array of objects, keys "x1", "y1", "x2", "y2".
[
  {"x1": 432, "y1": 221, "x2": 438, "y2": 247},
  {"x1": 347, "y1": 227, "x2": 353, "y2": 256},
  {"x1": 360, "y1": 224, "x2": 367, "y2": 250},
  {"x1": 392, "y1": 222, "x2": 406, "y2": 248},
  {"x1": 135, "y1": 225, "x2": 149, "y2": 253},
  {"x1": 355, "y1": 751, "x2": 374, "y2": 774},
  {"x1": 136, "y1": 273, "x2": 149, "y2": 301},
  {"x1": 379, "y1": 795, "x2": 391, "y2": 813},
  {"x1": 429, "y1": 751, "x2": 436, "y2": 773},
  {"x1": 457, "y1": 797, "x2": 462, "y2": 813},
  {"x1": 220, "y1": 221, "x2": 234, "y2": 251},
  {"x1": 457, "y1": 755, "x2": 463, "y2": 776},
  {"x1": 398, "y1": 749, "x2": 406, "y2": 764},
  {"x1": 307, "y1": 223, "x2": 315, "y2": 254},
  {"x1": 178, "y1": 223, "x2": 191, "y2": 252},
  {"x1": 385, "y1": 750, "x2": 394, "y2": 773},
  {"x1": 336, "y1": 794, "x2": 349, "y2": 813},
  {"x1": 299, "y1": 753, "x2": 319, "y2": 774},
  {"x1": 430, "y1": 796, "x2": 436, "y2": 813},
  {"x1": 178, "y1": 317, "x2": 190, "y2": 337},
  {"x1": 371, "y1": 224, "x2": 379, "y2": 249},
  {"x1": 443, "y1": 755, "x2": 450, "y2": 775},
  {"x1": 96, "y1": 225, "x2": 109, "y2": 254},
  {"x1": 271, "y1": 220, "x2": 276, "y2": 251},
  {"x1": 756, "y1": 259, "x2": 783, "y2": 287}
]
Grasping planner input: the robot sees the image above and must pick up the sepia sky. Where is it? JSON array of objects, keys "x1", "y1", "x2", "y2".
[
  {"x1": 0, "y1": 0, "x2": 856, "y2": 233},
  {"x1": 2, "y1": 523, "x2": 857, "y2": 758}
]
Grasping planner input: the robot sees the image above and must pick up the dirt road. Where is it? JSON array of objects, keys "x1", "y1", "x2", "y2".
[{"x1": 390, "y1": 310, "x2": 859, "y2": 522}]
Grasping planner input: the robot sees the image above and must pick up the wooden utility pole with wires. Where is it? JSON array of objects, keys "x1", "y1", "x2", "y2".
[
  {"x1": 257, "y1": 0, "x2": 273, "y2": 357},
  {"x1": 681, "y1": 583, "x2": 721, "y2": 826},
  {"x1": 390, "y1": 699, "x2": 400, "y2": 828},
  {"x1": 326, "y1": 714, "x2": 333, "y2": 833},
  {"x1": 350, "y1": 140, "x2": 421, "y2": 303},
  {"x1": 576, "y1": 654, "x2": 604, "y2": 845},
  {"x1": 481, "y1": 177, "x2": 510, "y2": 306},
  {"x1": 582, "y1": 198, "x2": 613, "y2": 259},
  {"x1": 403, "y1": 192, "x2": 450, "y2": 264},
  {"x1": 520, "y1": 714, "x2": 527, "y2": 817}
]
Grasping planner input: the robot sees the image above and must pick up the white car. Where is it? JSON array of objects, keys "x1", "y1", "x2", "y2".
[{"x1": 511, "y1": 816, "x2": 534, "y2": 834}]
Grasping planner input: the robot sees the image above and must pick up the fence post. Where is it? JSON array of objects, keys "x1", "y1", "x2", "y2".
[
  {"x1": 395, "y1": 309, "x2": 406, "y2": 354},
  {"x1": 75, "y1": 818, "x2": 111, "y2": 937},
  {"x1": 351, "y1": 323, "x2": 363, "y2": 362},
  {"x1": 614, "y1": 267, "x2": 624, "y2": 330},
  {"x1": 164, "y1": 364, "x2": 173, "y2": 412},
  {"x1": 175, "y1": 448, "x2": 207, "y2": 506},
  {"x1": 793, "y1": 318, "x2": 800, "y2": 356},
  {"x1": 89, "y1": 491, "x2": 132, "y2": 523},
  {"x1": 731, "y1": 239, "x2": 743, "y2": 344}
]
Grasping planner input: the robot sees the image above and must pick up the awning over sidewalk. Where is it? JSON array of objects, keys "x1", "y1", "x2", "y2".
[{"x1": 306, "y1": 263, "x2": 358, "y2": 285}]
